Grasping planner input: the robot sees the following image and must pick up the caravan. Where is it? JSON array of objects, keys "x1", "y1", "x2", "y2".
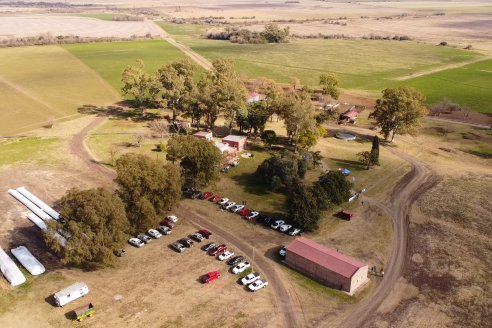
[{"x1": 53, "y1": 282, "x2": 89, "y2": 307}]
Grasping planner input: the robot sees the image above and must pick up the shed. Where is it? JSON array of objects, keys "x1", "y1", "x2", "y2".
[
  {"x1": 11, "y1": 246, "x2": 45, "y2": 276},
  {"x1": 222, "y1": 135, "x2": 247, "y2": 151},
  {"x1": 193, "y1": 131, "x2": 213, "y2": 141},
  {"x1": 0, "y1": 247, "x2": 26, "y2": 286},
  {"x1": 214, "y1": 141, "x2": 236, "y2": 154},
  {"x1": 340, "y1": 110, "x2": 358, "y2": 123},
  {"x1": 285, "y1": 237, "x2": 368, "y2": 294}
]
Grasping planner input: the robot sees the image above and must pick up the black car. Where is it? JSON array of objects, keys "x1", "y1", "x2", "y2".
[
  {"x1": 179, "y1": 238, "x2": 194, "y2": 248},
  {"x1": 227, "y1": 255, "x2": 244, "y2": 266},
  {"x1": 191, "y1": 191, "x2": 203, "y2": 199},
  {"x1": 262, "y1": 217, "x2": 273, "y2": 226},
  {"x1": 203, "y1": 242, "x2": 216, "y2": 252}
]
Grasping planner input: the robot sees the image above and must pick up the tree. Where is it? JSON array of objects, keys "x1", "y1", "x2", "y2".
[
  {"x1": 237, "y1": 101, "x2": 270, "y2": 135},
  {"x1": 149, "y1": 119, "x2": 169, "y2": 138},
  {"x1": 260, "y1": 130, "x2": 277, "y2": 148},
  {"x1": 262, "y1": 23, "x2": 290, "y2": 43},
  {"x1": 280, "y1": 91, "x2": 319, "y2": 145},
  {"x1": 287, "y1": 180, "x2": 321, "y2": 232},
  {"x1": 358, "y1": 151, "x2": 376, "y2": 170},
  {"x1": 370, "y1": 87, "x2": 428, "y2": 142},
  {"x1": 314, "y1": 171, "x2": 353, "y2": 205},
  {"x1": 115, "y1": 153, "x2": 182, "y2": 232},
  {"x1": 371, "y1": 135, "x2": 380, "y2": 165},
  {"x1": 121, "y1": 59, "x2": 160, "y2": 109},
  {"x1": 256, "y1": 152, "x2": 309, "y2": 191},
  {"x1": 43, "y1": 188, "x2": 129, "y2": 268},
  {"x1": 166, "y1": 135, "x2": 222, "y2": 188},
  {"x1": 294, "y1": 125, "x2": 326, "y2": 151},
  {"x1": 319, "y1": 73, "x2": 340, "y2": 100},
  {"x1": 157, "y1": 59, "x2": 197, "y2": 122}
]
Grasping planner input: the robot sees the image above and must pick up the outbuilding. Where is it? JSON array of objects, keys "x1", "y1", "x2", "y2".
[
  {"x1": 285, "y1": 237, "x2": 368, "y2": 295},
  {"x1": 193, "y1": 131, "x2": 213, "y2": 141},
  {"x1": 222, "y1": 135, "x2": 247, "y2": 151}
]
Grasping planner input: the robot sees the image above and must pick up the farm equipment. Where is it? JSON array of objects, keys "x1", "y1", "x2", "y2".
[{"x1": 73, "y1": 303, "x2": 95, "y2": 321}]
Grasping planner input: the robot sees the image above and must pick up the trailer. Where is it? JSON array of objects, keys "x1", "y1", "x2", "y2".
[
  {"x1": 11, "y1": 246, "x2": 45, "y2": 276},
  {"x1": 0, "y1": 247, "x2": 26, "y2": 286},
  {"x1": 16, "y1": 187, "x2": 61, "y2": 220},
  {"x1": 72, "y1": 303, "x2": 95, "y2": 321},
  {"x1": 53, "y1": 282, "x2": 89, "y2": 307},
  {"x1": 8, "y1": 189, "x2": 52, "y2": 221}
]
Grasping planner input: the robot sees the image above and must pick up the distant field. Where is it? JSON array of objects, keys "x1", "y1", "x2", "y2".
[
  {"x1": 72, "y1": 13, "x2": 115, "y2": 21},
  {"x1": 0, "y1": 46, "x2": 119, "y2": 135},
  {"x1": 393, "y1": 59, "x2": 492, "y2": 113},
  {"x1": 63, "y1": 40, "x2": 189, "y2": 93}
]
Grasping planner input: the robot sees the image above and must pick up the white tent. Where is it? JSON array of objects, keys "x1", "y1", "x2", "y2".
[
  {"x1": 11, "y1": 246, "x2": 45, "y2": 276},
  {"x1": 0, "y1": 247, "x2": 26, "y2": 286}
]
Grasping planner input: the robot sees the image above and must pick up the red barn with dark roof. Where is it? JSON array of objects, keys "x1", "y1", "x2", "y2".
[{"x1": 285, "y1": 237, "x2": 368, "y2": 294}]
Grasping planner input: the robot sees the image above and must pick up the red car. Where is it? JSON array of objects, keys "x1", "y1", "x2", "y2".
[
  {"x1": 201, "y1": 191, "x2": 214, "y2": 200},
  {"x1": 201, "y1": 271, "x2": 220, "y2": 284},
  {"x1": 160, "y1": 219, "x2": 175, "y2": 229},
  {"x1": 208, "y1": 244, "x2": 227, "y2": 256},
  {"x1": 198, "y1": 229, "x2": 212, "y2": 239},
  {"x1": 238, "y1": 208, "x2": 251, "y2": 217},
  {"x1": 210, "y1": 195, "x2": 222, "y2": 203}
]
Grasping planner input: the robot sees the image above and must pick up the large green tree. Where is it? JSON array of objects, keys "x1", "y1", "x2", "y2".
[
  {"x1": 157, "y1": 59, "x2": 197, "y2": 122},
  {"x1": 262, "y1": 23, "x2": 290, "y2": 43},
  {"x1": 371, "y1": 135, "x2": 380, "y2": 165},
  {"x1": 121, "y1": 59, "x2": 160, "y2": 109},
  {"x1": 115, "y1": 153, "x2": 182, "y2": 232},
  {"x1": 287, "y1": 180, "x2": 321, "y2": 232},
  {"x1": 370, "y1": 87, "x2": 428, "y2": 142},
  {"x1": 319, "y1": 73, "x2": 340, "y2": 100},
  {"x1": 314, "y1": 171, "x2": 353, "y2": 205},
  {"x1": 256, "y1": 151, "x2": 309, "y2": 191},
  {"x1": 43, "y1": 188, "x2": 129, "y2": 268}
]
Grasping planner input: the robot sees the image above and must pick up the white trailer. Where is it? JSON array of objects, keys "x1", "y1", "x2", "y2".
[
  {"x1": 53, "y1": 282, "x2": 89, "y2": 307},
  {"x1": 8, "y1": 189, "x2": 52, "y2": 222},
  {"x1": 16, "y1": 186, "x2": 61, "y2": 220},
  {"x1": 11, "y1": 246, "x2": 45, "y2": 276},
  {"x1": 0, "y1": 247, "x2": 26, "y2": 286}
]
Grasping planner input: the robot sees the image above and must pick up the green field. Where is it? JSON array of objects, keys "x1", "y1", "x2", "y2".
[
  {"x1": 63, "y1": 40, "x2": 189, "y2": 93},
  {"x1": 0, "y1": 46, "x2": 119, "y2": 135},
  {"x1": 157, "y1": 22, "x2": 488, "y2": 111},
  {"x1": 0, "y1": 137, "x2": 63, "y2": 165},
  {"x1": 71, "y1": 13, "x2": 115, "y2": 21}
]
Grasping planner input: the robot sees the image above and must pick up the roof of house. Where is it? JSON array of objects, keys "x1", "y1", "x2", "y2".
[
  {"x1": 342, "y1": 110, "x2": 358, "y2": 119},
  {"x1": 222, "y1": 135, "x2": 247, "y2": 143},
  {"x1": 193, "y1": 131, "x2": 212, "y2": 137},
  {"x1": 286, "y1": 237, "x2": 366, "y2": 278},
  {"x1": 214, "y1": 141, "x2": 235, "y2": 153}
]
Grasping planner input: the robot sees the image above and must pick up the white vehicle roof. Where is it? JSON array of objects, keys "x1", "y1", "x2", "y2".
[
  {"x1": 0, "y1": 247, "x2": 26, "y2": 286},
  {"x1": 11, "y1": 246, "x2": 45, "y2": 276},
  {"x1": 54, "y1": 282, "x2": 87, "y2": 299}
]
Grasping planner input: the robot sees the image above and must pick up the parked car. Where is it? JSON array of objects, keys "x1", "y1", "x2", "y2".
[
  {"x1": 210, "y1": 195, "x2": 222, "y2": 203},
  {"x1": 166, "y1": 215, "x2": 178, "y2": 223},
  {"x1": 200, "y1": 191, "x2": 214, "y2": 200},
  {"x1": 232, "y1": 262, "x2": 251, "y2": 274},
  {"x1": 288, "y1": 228, "x2": 302, "y2": 236},
  {"x1": 179, "y1": 238, "x2": 194, "y2": 248},
  {"x1": 147, "y1": 229, "x2": 162, "y2": 239},
  {"x1": 279, "y1": 247, "x2": 287, "y2": 257},
  {"x1": 160, "y1": 219, "x2": 175, "y2": 229},
  {"x1": 270, "y1": 220, "x2": 285, "y2": 230},
  {"x1": 201, "y1": 271, "x2": 221, "y2": 284},
  {"x1": 227, "y1": 256, "x2": 244, "y2": 266},
  {"x1": 129, "y1": 238, "x2": 144, "y2": 248},
  {"x1": 218, "y1": 251, "x2": 234, "y2": 261},
  {"x1": 137, "y1": 233, "x2": 152, "y2": 244},
  {"x1": 248, "y1": 279, "x2": 269, "y2": 291},
  {"x1": 241, "y1": 272, "x2": 260, "y2": 285},
  {"x1": 171, "y1": 242, "x2": 186, "y2": 253},
  {"x1": 337, "y1": 210, "x2": 353, "y2": 221},
  {"x1": 208, "y1": 244, "x2": 227, "y2": 256},
  {"x1": 182, "y1": 187, "x2": 196, "y2": 198},
  {"x1": 246, "y1": 211, "x2": 259, "y2": 220},
  {"x1": 158, "y1": 226, "x2": 172, "y2": 235},
  {"x1": 198, "y1": 229, "x2": 212, "y2": 239},
  {"x1": 238, "y1": 208, "x2": 251, "y2": 217},
  {"x1": 203, "y1": 242, "x2": 216, "y2": 252},
  {"x1": 191, "y1": 232, "x2": 204, "y2": 242},
  {"x1": 191, "y1": 191, "x2": 202, "y2": 199},
  {"x1": 217, "y1": 198, "x2": 229, "y2": 205},
  {"x1": 223, "y1": 201, "x2": 236, "y2": 210},
  {"x1": 230, "y1": 204, "x2": 245, "y2": 212},
  {"x1": 262, "y1": 217, "x2": 273, "y2": 226},
  {"x1": 279, "y1": 224, "x2": 292, "y2": 233}
]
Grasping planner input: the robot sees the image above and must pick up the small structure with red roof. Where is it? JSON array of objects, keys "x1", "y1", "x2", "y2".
[
  {"x1": 339, "y1": 108, "x2": 358, "y2": 124},
  {"x1": 222, "y1": 135, "x2": 247, "y2": 152},
  {"x1": 193, "y1": 131, "x2": 213, "y2": 141},
  {"x1": 285, "y1": 237, "x2": 368, "y2": 294},
  {"x1": 247, "y1": 92, "x2": 261, "y2": 103}
]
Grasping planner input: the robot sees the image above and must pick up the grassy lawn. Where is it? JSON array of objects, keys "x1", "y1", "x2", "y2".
[
  {"x1": 0, "y1": 137, "x2": 64, "y2": 166},
  {"x1": 0, "y1": 46, "x2": 119, "y2": 135},
  {"x1": 62, "y1": 40, "x2": 190, "y2": 94},
  {"x1": 71, "y1": 13, "x2": 115, "y2": 21}
]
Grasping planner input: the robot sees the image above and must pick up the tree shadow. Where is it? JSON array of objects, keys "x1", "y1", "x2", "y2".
[
  {"x1": 230, "y1": 172, "x2": 271, "y2": 196},
  {"x1": 212, "y1": 126, "x2": 231, "y2": 138},
  {"x1": 329, "y1": 157, "x2": 365, "y2": 171},
  {"x1": 77, "y1": 104, "x2": 160, "y2": 122}
]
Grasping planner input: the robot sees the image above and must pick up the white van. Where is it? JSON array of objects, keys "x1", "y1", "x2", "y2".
[{"x1": 53, "y1": 282, "x2": 89, "y2": 307}]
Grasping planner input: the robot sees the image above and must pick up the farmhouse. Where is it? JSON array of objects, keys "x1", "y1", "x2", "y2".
[
  {"x1": 285, "y1": 237, "x2": 368, "y2": 295},
  {"x1": 222, "y1": 135, "x2": 247, "y2": 151},
  {"x1": 193, "y1": 131, "x2": 213, "y2": 141}
]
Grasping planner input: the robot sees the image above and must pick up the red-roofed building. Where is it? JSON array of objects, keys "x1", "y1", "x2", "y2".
[
  {"x1": 193, "y1": 131, "x2": 213, "y2": 141},
  {"x1": 285, "y1": 237, "x2": 368, "y2": 294}
]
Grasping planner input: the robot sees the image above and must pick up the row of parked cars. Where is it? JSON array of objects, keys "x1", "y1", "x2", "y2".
[
  {"x1": 128, "y1": 215, "x2": 177, "y2": 247},
  {"x1": 185, "y1": 189, "x2": 302, "y2": 237}
]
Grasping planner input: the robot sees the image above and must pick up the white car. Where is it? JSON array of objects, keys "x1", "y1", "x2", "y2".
[
  {"x1": 279, "y1": 224, "x2": 292, "y2": 232},
  {"x1": 279, "y1": 247, "x2": 286, "y2": 257},
  {"x1": 230, "y1": 204, "x2": 245, "y2": 212},
  {"x1": 248, "y1": 279, "x2": 269, "y2": 292},
  {"x1": 129, "y1": 238, "x2": 144, "y2": 248},
  {"x1": 270, "y1": 220, "x2": 285, "y2": 230},
  {"x1": 246, "y1": 211, "x2": 259, "y2": 219},
  {"x1": 223, "y1": 201, "x2": 236, "y2": 209},
  {"x1": 241, "y1": 272, "x2": 260, "y2": 285},
  {"x1": 288, "y1": 228, "x2": 301, "y2": 236},
  {"x1": 232, "y1": 262, "x2": 251, "y2": 274},
  {"x1": 217, "y1": 198, "x2": 229, "y2": 205},
  {"x1": 147, "y1": 229, "x2": 162, "y2": 239},
  {"x1": 158, "y1": 226, "x2": 172, "y2": 235},
  {"x1": 166, "y1": 215, "x2": 178, "y2": 223},
  {"x1": 218, "y1": 251, "x2": 235, "y2": 261}
]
